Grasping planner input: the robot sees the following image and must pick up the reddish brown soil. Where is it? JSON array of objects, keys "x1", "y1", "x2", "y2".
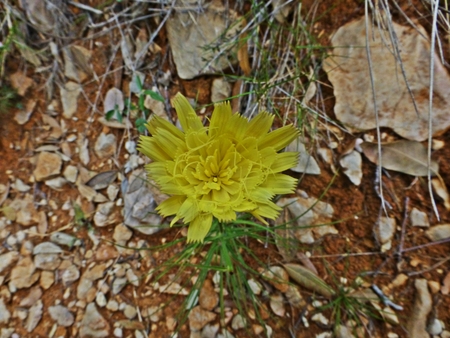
[{"x1": 1, "y1": 1, "x2": 450, "y2": 338}]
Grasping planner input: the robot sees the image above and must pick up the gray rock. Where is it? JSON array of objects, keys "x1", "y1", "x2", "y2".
[
  {"x1": 45, "y1": 177, "x2": 68, "y2": 190},
  {"x1": 123, "y1": 305, "x2": 137, "y2": 319},
  {"x1": 322, "y1": 17, "x2": 450, "y2": 142},
  {"x1": 40, "y1": 270, "x2": 54, "y2": 289},
  {"x1": 79, "y1": 136, "x2": 90, "y2": 165},
  {"x1": 13, "y1": 178, "x2": 31, "y2": 192},
  {"x1": 33, "y1": 152, "x2": 62, "y2": 181},
  {"x1": 19, "y1": 286, "x2": 42, "y2": 307},
  {"x1": 96, "y1": 292, "x2": 107, "y2": 308},
  {"x1": 33, "y1": 242, "x2": 63, "y2": 254},
  {"x1": 0, "y1": 252, "x2": 19, "y2": 273},
  {"x1": 94, "y1": 202, "x2": 116, "y2": 227},
  {"x1": 427, "y1": 318, "x2": 443, "y2": 335},
  {"x1": 77, "y1": 278, "x2": 94, "y2": 300},
  {"x1": 113, "y1": 224, "x2": 133, "y2": 244},
  {"x1": 231, "y1": 314, "x2": 247, "y2": 330},
  {"x1": 79, "y1": 303, "x2": 110, "y2": 338},
  {"x1": 95, "y1": 133, "x2": 117, "y2": 159},
  {"x1": 63, "y1": 165, "x2": 78, "y2": 183},
  {"x1": 61, "y1": 264, "x2": 80, "y2": 286},
  {"x1": 202, "y1": 324, "x2": 220, "y2": 338},
  {"x1": 0, "y1": 328, "x2": 14, "y2": 338},
  {"x1": 211, "y1": 78, "x2": 232, "y2": 103},
  {"x1": 60, "y1": 81, "x2": 81, "y2": 119},
  {"x1": 426, "y1": 224, "x2": 450, "y2": 241},
  {"x1": 286, "y1": 139, "x2": 321, "y2": 175},
  {"x1": 0, "y1": 298, "x2": 10, "y2": 324},
  {"x1": 410, "y1": 208, "x2": 430, "y2": 227},
  {"x1": 188, "y1": 306, "x2": 216, "y2": 331},
  {"x1": 107, "y1": 184, "x2": 119, "y2": 201},
  {"x1": 407, "y1": 279, "x2": 432, "y2": 338},
  {"x1": 277, "y1": 193, "x2": 336, "y2": 244},
  {"x1": 123, "y1": 170, "x2": 163, "y2": 235},
  {"x1": 199, "y1": 279, "x2": 218, "y2": 311},
  {"x1": 25, "y1": 300, "x2": 43, "y2": 332},
  {"x1": 112, "y1": 277, "x2": 127, "y2": 295},
  {"x1": 374, "y1": 217, "x2": 396, "y2": 246},
  {"x1": 49, "y1": 305, "x2": 74, "y2": 327},
  {"x1": 50, "y1": 232, "x2": 81, "y2": 247},
  {"x1": 166, "y1": 2, "x2": 242, "y2": 79},
  {"x1": 339, "y1": 150, "x2": 363, "y2": 186},
  {"x1": 34, "y1": 253, "x2": 61, "y2": 270},
  {"x1": 10, "y1": 257, "x2": 39, "y2": 289}
]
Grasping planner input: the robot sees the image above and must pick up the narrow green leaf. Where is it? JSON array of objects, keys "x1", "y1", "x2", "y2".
[
  {"x1": 105, "y1": 109, "x2": 115, "y2": 121},
  {"x1": 144, "y1": 89, "x2": 164, "y2": 103}
]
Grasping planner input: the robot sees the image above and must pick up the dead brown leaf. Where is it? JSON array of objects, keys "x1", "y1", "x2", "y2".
[
  {"x1": 431, "y1": 177, "x2": 450, "y2": 210},
  {"x1": 283, "y1": 263, "x2": 335, "y2": 298},
  {"x1": 237, "y1": 19, "x2": 251, "y2": 76},
  {"x1": 360, "y1": 140, "x2": 438, "y2": 176}
]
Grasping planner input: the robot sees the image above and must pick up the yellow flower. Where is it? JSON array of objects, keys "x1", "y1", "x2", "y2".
[{"x1": 138, "y1": 93, "x2": 299, "y2": 243}]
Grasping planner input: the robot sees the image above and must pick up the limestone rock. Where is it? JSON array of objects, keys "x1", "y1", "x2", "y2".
[
  {"x1": 25, "y1": 300, "x2": 43, "y2": 332},
  {"x1": 0, "y1": 298, "x2": 10, "y2": 324},
  {"x1": 188, "y1": 306, "x2": 217, "y2": 331},
  {"x1": 10, "y1": 256, "x2": 40, "y2": 289},
  {"x1": 426, "y1": 224, "x2": 450, "y2": 241},
  {"x1": 61, "y1": 81, "x2": 81, "y2": 119},
  {"x1": 199, "y1": 279, "x2": 218, "y2": 311},
  {"x1": 323, "y1": 17, "x2": 450, "y2": 141},
  {"x1": 166, "y1": 2, "x2": 242, "y2": 79},
  {"x1": 407, "y1": 279, "x2": 432, "y2": 338},
  {"x1": 33, "y1": 152, "x2": 62, "y2": 181},
  {"x1": 49, "y1": 305, "x2": 74, "y2": 327},
  {"x1": 0, "y1": 251, "x2": 19, "y2": 273},
  {"x1": 211, "y1": 78, "x2": 232, "y2": 103},
  {"x1": 95, "y1": 133, "x2": 117, "y2": 159},
  {"x1": 79, "y1": 303, "x2": 110, "y2": 338}
]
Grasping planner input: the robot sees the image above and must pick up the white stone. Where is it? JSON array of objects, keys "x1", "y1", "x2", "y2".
[
  {"x1": 48, "y1": 305, "x2": 74, "y2": 327},
  {"x1": 63, "y1": 165, "x2": 78, "y2": 183}
]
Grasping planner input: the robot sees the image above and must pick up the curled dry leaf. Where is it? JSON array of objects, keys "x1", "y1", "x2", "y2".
[
  {"x1": 360, "y1": 140, "x2": 438, "y2": 176},
  {"x1": 86, "y1": 171, "x2": 118, "y2": 191},
  {"x1": 431, "y1": 177, "x2": 450, "y2": 210},
  {"x1": 283, "y1": 263, "x2": 334, "y2": 298}
]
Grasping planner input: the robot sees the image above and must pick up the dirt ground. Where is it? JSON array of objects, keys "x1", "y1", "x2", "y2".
[{"x1": 1, "y1": 0, "x2": 450, "y2": 337}]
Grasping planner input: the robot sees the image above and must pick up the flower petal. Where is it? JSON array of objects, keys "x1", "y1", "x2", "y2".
[
  {"x1": 138, "y1": 137, "x2": 171, "y2": 162},
  {"x1": 209, "y1": 102, "x2": 232, "y2": 138},
  {"x1": 146, "y1": 114, "x2": 184, "y2": 140},
  {"x1": 257, "y1": 124, "x2": 299, "y2": 151},
  {"x1": 251, "y1": 201, "x2": 281, "y2": 220},
  {"x1": 187, "y1": 213, "x2": 213, "y2": 243},
  {"x1": 178, "y1": 198, "x2": 199, "y2": 223},
  {"x1": 247, "y1": 112, "x2": 274, "y2": 138},
  {"x1": 153, "y1": 128, "x2": 186, "y2": 158},
  {"x1": 157, "y1": 195, "x2": 186, "y2": 217},
  {"x1": 226, "y1": 113, "x2": 249, "y2": 141},
  {"x1": 260, "y1": 173, "x2": 297, "y2": 194},
  {"x1": 171, "y1": 93, "x2": 203, "y2": 132},
  {"x1": 271, "y1": 152, "x2": 299, "y2": 173}
]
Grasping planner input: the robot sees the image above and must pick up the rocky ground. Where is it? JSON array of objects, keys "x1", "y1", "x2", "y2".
[{"x1": 1, "y1": 0, "x2": 450, "y2": 338}]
